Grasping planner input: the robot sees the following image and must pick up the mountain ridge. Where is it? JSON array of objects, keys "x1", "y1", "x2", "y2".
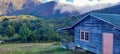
[
  {"x1": 0, "y1": 0, "x2": 41, "y2": 15},
  {"x1": 1, "y1": 1, "x2": 120, "y2": 20},
  {"x1": 5, "y1": 1, "x2": 81, "y2": 19}
]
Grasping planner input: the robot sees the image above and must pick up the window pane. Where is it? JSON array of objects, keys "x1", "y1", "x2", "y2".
[
  {"x1": 85, "y1": 32, "x2": 89, "y2": 40},
  {"x1": 81, "y1": 32, "x2": 84, "y2": 39}
]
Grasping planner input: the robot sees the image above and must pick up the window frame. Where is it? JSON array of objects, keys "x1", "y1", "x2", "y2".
[
  {"x1": 80, "y1": 31, "x2": 84, "y2": 40},
  {"x1": 80, "y1": 31, "x2": 89, "y2": 42}
]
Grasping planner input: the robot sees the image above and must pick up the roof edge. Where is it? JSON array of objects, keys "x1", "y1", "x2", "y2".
[{"x1": 58, "y1": 13, "x2": 120, "y2": 31}]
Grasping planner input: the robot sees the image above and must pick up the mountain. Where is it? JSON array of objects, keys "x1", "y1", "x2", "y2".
[
  {"x1": 5, "y1": 1, "x2": 81, "y2": 19},
  {"x1": 76, "y1": 3, "x2": 120, "y2": 16},
  {"x1": 91, "y1": 4, "x2": 120, "y2": 14},
  {"x1": 79, "y1": 3, "x2": 115, "y2": 14},
  {"x1": 2, "y1": 1, "x2": 120, "y2": 20},
  {"x1": 0, "y1": 0, "x2": 41, "y2": 15},
  {"x1": 75, "y1": 3, "x2": 120, "y2": 20}
]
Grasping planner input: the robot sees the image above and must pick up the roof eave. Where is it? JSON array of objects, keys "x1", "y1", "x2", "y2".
[{"x1": 58, "y1": 27, "x2": 74, "y2": 31}]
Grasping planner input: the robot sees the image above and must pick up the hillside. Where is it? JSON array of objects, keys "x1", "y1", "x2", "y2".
[
  {"x1": 1, "y1": 1, "x2": 119, "y2": 20},
  {"x1": 0, "y1": 0, "x2": 41, "y2": 15},
  {"x1": 92, "y1": 4, "x2": 120, "y2": 14},
  {"x1": 5, "y1": 1, "x2": 81, "y2": 19}
]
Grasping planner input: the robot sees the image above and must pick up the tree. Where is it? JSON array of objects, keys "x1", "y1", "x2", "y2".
[
  {"x1": 31, "y1": 30, "x2": 40, "y2": 42},
  {"x1": 2, "y1": 18, "x2": 9, "y2": 27},
  {"x1": 19, "y1": 23, "x2": 31, "y2": 43},
  {"x1": 3, "y1": 18, "x2": 9, "y2": 22},
  {"x1": 5, "y1": 25, "x2": 15, "y2": 37},
  {"x1": 0, "y1": 25, "x2": 3, "y2": 34}
]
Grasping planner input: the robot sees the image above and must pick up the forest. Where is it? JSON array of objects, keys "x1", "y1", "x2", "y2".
[{"x1": 0, "y1": 15, "x2": 79, "y2": 43}]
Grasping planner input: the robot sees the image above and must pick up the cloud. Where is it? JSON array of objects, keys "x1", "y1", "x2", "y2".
[
  {"x1": 39, "y1": 0, "x2": 120, "y2": 6},
  {"x1": 70, "y1": 0, "x2": 120, "y2": 6}
]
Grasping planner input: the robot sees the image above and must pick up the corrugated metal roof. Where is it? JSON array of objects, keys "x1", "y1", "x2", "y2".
[{"x1": 91, "y1": 13, "x2": 120, "y2": 27}]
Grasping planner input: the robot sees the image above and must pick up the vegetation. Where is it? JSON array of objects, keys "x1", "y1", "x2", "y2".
[
  {"x1": 0, "y1": 15, "x2": 80, "y2": 43},
  {"x1": 0, "y1": 43, "x2": 75, "y2": 54},
  {"x1": 0, "y1": 15, "x2": 80, "y2": 54},
  {"x1": 0, "y1": 14, "x2": 91, "y2": 54}
]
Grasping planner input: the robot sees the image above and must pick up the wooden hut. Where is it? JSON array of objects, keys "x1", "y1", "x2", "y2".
[{"x1": 59, "y1": 13, "x2": 120, "y2": 54}]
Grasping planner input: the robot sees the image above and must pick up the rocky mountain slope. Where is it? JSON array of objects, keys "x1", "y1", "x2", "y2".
[
  {"x1": 5, "y1": 1, "x2": 81, "y2": 19},
  {"x1": 1, "y1": 0, "x2": 120, "y2": 20},
  {"x1": 0, "y1": 0, "x2": 41, "y2": 15}
]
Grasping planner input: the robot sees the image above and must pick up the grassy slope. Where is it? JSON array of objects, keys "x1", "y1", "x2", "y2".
[
  {"x1": 0, "y1": 43, "x2": 74, "y2": 54},
  {"x1": 0, "y1": 15, "x2": 37, "y2": 21}
]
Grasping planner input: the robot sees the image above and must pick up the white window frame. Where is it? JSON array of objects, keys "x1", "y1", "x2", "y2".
[{"x1": 80, "y1": 31, "x2": 89, "y2": 42}]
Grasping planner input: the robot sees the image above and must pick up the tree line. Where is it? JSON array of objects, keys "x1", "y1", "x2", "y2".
[{"x1": 0, "y1": 15, "x2": 79, "y2": 43}]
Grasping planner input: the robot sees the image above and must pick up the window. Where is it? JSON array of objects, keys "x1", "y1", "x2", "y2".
[
  {"x1": 81, "y1": 32, "x2": 84, "y2": 40},
  {"x1": 85, "y1": 32, "x2": 89, "y2": 40},
  {"x1": 80, "y1": 31, "x2": 89, "y2": 41}
]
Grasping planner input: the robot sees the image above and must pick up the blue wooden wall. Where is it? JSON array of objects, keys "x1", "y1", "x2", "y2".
[{"x1": 74, "y1": 15, "x2": 120, "y2": 54}]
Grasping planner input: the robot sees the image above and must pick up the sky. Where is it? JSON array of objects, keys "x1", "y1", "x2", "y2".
[{"x1": 39, "y1": 0, "x2": 120, "y2": 7}]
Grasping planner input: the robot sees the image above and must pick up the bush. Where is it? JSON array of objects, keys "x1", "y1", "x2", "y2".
[{"x1": 53, "y1": 42, "x2": 60, "y2": 45}]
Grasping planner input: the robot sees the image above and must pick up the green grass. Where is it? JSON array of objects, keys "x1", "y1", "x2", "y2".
[{"x1": 0, "y1": 43, "x2": 75, "y2": 54}]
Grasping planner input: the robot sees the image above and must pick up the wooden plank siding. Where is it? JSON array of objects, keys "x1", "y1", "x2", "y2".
[{"x1": 74, "y1": 15, "x2": 120, "y2": 54}]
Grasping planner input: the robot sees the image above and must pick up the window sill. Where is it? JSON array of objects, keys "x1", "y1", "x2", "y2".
[{"x1": 80, "y1": 39, "x2": 89, "y2": 42}]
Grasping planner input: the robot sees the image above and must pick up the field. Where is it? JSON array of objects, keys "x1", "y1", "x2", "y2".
[{"x1": 0, "y1": 43, "x2": 76, "y2": 54}]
